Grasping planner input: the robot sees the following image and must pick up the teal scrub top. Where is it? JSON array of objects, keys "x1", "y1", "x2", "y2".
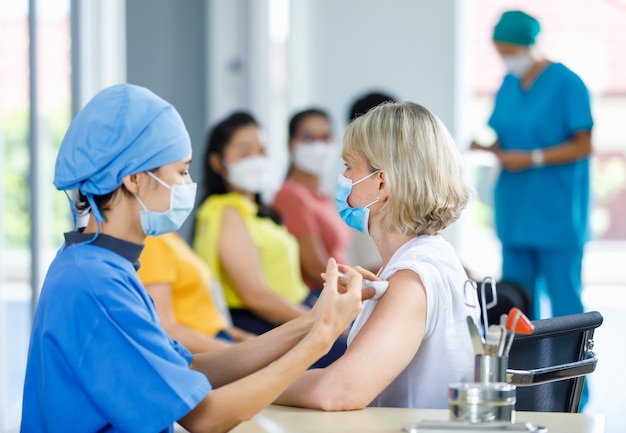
[
  {"x1": 21, "y1": 232, "x2": 211, "y2": 433},
  {"x1": 488, "y1": 62, "x2": 593, "y2": 248}
]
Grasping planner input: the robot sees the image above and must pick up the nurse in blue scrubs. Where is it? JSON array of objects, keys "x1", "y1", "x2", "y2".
[
  {"x1": 470, "y1": 10, "x2": 594, "y2": 320},
  {"x1": 20, "y1": 84, "x2": 365, "y2": 433}
]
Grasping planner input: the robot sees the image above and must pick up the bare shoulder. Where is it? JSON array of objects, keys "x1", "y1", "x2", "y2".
[{"x1": 386, "y1": 269, "x2": 426, "y2": 298}]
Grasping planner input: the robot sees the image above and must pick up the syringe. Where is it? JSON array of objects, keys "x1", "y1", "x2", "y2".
[{"x1": 338, "y1": 273, "x2": 389, "y2": 300}]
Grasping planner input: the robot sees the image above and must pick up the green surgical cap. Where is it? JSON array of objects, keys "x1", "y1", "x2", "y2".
[{"x1": 493, "y1": 10, "x2": 541, "y2": 46}]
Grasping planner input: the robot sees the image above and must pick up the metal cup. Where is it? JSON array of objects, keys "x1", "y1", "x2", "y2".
[
  {"x1": 475, "y1": 354, "x2": 508, "y2": 383},
  {"x1": 449, "y1": 382, "x2": 516, "y2": 424}
]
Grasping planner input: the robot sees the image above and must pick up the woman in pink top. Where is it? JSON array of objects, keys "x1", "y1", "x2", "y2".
[{"x1": 273, "y1": 109, "x2": 352, "y2": 292}]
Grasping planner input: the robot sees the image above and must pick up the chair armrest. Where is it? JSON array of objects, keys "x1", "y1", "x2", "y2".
[{"x1": 506, "y1": 351, "x2": 597, "y2": 386}]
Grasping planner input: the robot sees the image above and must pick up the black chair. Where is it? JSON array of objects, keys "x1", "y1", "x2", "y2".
[
  {"x1": 506, "y1": 310, "x2": 603, "y2": 413},
  {"x1": 474, "y1": 279, "x2": 533, "y2": 326}
]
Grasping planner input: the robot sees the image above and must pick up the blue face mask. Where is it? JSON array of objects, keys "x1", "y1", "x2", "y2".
[
  {"x1": 335, "y1": 170, "x2": 380, "y2": 234},
  {"x1": 135, "y1": 171, "x2": 197, "y2": 236}
]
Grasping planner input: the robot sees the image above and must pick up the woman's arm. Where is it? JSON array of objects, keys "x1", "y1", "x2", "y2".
[
  {"x1": 218, "y1": 206, "x2": 309, "y2": 324},
  {"x1": 296, "y1": 234, "x2": 330, "y2": 288},
  {"x1": 274, "y1": 268, "x2": 427, "y2": 410},
  {"x1": 178, "y1": 260, "x2": 363, "y2": 433},
  {"x1": 224, "y1": 325, "x2": 256, "y2": 342},
  {"x1": 145, "y1": 283, "x2": 232, "y2": 352}
]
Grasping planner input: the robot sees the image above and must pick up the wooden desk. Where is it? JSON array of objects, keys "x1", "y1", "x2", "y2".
[{"x1": 227, "y1": 405, "x2": 605, "y2": 433}]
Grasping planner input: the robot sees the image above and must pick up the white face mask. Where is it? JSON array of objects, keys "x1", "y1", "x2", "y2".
[
  {"x1": 292, "y1": 141, "x2": 337, "y2": 176},
  {"x1": 503, "y1": 54, "x2": 534, "y2": 78},
  {"x1": 227, "y1": 155, "x2": 272, "y2": 193}
]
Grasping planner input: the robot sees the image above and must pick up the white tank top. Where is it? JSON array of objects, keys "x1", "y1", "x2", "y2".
[{"x1": 347, "y1": 235, "x2": 481, "y2": 408}]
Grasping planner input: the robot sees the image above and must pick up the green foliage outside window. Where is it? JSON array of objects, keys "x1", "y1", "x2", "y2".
[{"x1": 2, "y1": 107, "x2": 71, "y2": 252}]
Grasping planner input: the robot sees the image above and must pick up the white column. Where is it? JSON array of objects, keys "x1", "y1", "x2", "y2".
[{"x1": 71, "y1": 0, "x2": 127, "y2": 112}]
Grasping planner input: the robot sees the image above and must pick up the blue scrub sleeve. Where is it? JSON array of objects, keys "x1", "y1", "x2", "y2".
[
  {"x1": 70, "y1": 275, "x2": 211, "y2": 433},
  {"x1": 564, "y1": 74, "x2": 593, "y2": 133}
]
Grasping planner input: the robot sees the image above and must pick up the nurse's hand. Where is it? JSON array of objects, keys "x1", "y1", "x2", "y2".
[
  {"x1": 321, "y1": 264, "x2": 378, "y2": 301},
  {"x1": 312, "y1": 258, "x2": 363, "y2": 337},
  {"x1": 470, "y1": 140, "x2": 488, "y2": 151},
  {"x1": 497, "y1": 150, "x2": 534, "y2": 172},
  {"x1": 470, "y1": 140, "x2": 499, "y2": 152}
]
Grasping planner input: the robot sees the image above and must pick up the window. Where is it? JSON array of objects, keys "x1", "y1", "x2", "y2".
[{"x1": 0, "y1": 1, "x2": 71, "y2": 430}]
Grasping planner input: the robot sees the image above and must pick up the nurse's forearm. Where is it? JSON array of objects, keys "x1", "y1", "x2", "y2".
[
  {"x1": 165, "y1": 322, "x2": 233, "y2": 353},
  {"x1": 179, "y1": 322, "x2": 336, "y2": 433},
  {"x1": 541, "y1": 130, "x2": 592, "y2": 165},
  {"x1": 243, "y1": 290, "x2": 310, "y2": 325},
  {"x1": 190, "y1": 312, "x2": 314, "y2": 387}
]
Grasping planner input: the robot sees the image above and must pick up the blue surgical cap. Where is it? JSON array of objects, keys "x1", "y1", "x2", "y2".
[
  {"x1": 54, "y1": 83, "x2": 191, "y2": 222},
  {"x1": 493, "y1": 10, "x2": 541, "y2": 47}
]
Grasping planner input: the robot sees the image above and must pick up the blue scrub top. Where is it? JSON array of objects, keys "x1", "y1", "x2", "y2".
[
  {"x1": 488, "y1": 62, "x2": 593, "y2": 248},
  {"x1": 21, "y1": 232, "x2": 211, "y2": 433}
]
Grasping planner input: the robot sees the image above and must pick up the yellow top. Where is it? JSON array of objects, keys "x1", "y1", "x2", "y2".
[
  {"x1": 193, "y1": 193, "x2": 309, "y2": 309},
  {"x1": 137, "y1": 232, "x2": 228, "y2": 336}
]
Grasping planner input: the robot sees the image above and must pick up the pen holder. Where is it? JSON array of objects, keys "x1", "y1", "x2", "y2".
[
  {"x1": 448, "y1": 382, "x2": 516, "y2": 424},
  {"x1": 475, "y1": 354, "x2": 508, "y2": 384}
]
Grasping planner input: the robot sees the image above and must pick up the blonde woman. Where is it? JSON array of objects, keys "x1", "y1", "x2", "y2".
[{"x1": 275, "y1": 102, "x2": 480, "y2": 410}]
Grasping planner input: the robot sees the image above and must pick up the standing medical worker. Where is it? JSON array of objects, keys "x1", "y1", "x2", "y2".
[
  {"x1": 470, "y1": 10, "x2": 593, "y2": 319},
  {"x1": 21, "y1": 84, "x2": 364, "y2": 433}
]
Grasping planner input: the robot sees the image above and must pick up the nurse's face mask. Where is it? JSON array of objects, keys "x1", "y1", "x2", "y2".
[
  {"x1": 134, "y1": 171, "x2": 197, "y2": 236},
  {"x1": 502, "y1": 53, "x2": 533, "y2": 78}
]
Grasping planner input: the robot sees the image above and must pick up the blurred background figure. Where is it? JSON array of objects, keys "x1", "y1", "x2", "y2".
[
  {"x1": 348, "y1": 91, "x2": 398, "y2": 122},
  {"x1": 470, "y1": 10, "x2": 593, "y2": 320},
  {"x1": 192, "y1": 111, "x2": 346, "y2": 367},
  {"x1": 273, "y1": 108, "x2": 351, "y2": 295},
  {"x1": 137, "y1": 232, "x2": 255, "y2": 353}
]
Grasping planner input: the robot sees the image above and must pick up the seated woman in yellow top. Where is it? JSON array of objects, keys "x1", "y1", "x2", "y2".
[
  {"x1": 193, "y1": 112, "x2": 346, "y2": 367},
  {"x1": 137, "y1": 232, "x2": 254, "y2": 353}
]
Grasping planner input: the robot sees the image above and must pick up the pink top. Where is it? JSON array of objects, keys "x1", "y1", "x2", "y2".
[{"x1": 273, "y1": 179, "x2": 352, "y2": 288}]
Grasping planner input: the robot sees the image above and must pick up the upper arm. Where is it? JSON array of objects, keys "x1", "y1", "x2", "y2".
[
  {"x1": 571, "y1": 130, "x2": 592, "y2": 156},
  {"x1": 283, "y1": 269, "x2": 427, "y2": 410},
  {"x1": 75, "y1": 275, "x2": 210, "y2": 431},
  {"x1": 218, "y1": 207, "x2": 273, "y2": 302},
  {"x1": 144, "y1": 283, "x2": 178, "y2": 329},
  {"x1": 296, "y1": 234, "x2": 328, "y2": 286},
  {"x1": 565, "y1": 72, "x2": 593, "y2": 135}
]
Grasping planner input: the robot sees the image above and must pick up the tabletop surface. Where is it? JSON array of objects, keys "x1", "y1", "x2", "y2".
[{"x1": 225, "y1": 405, "x2": 605, "y2": 433}]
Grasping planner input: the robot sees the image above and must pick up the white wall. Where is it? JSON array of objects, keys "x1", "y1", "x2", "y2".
[
  {"x1": 287, "y1": 0, "x2": 470, "y2": 267},
  {"x1": 289, "y1": 0, "x2": 466, "y2": 132}
]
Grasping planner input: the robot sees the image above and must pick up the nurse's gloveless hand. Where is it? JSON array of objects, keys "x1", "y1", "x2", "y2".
[
  {"x1": 312, "y1": 258, "x2": 362, "y2": 338},
  {"x1": 320, "y1": 264, "x2": 377, "y2": 301}
]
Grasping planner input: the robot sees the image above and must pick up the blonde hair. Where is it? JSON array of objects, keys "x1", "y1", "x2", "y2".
[{"x1": 343, "y1": 102, "x2": 470, "y2": 236}]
